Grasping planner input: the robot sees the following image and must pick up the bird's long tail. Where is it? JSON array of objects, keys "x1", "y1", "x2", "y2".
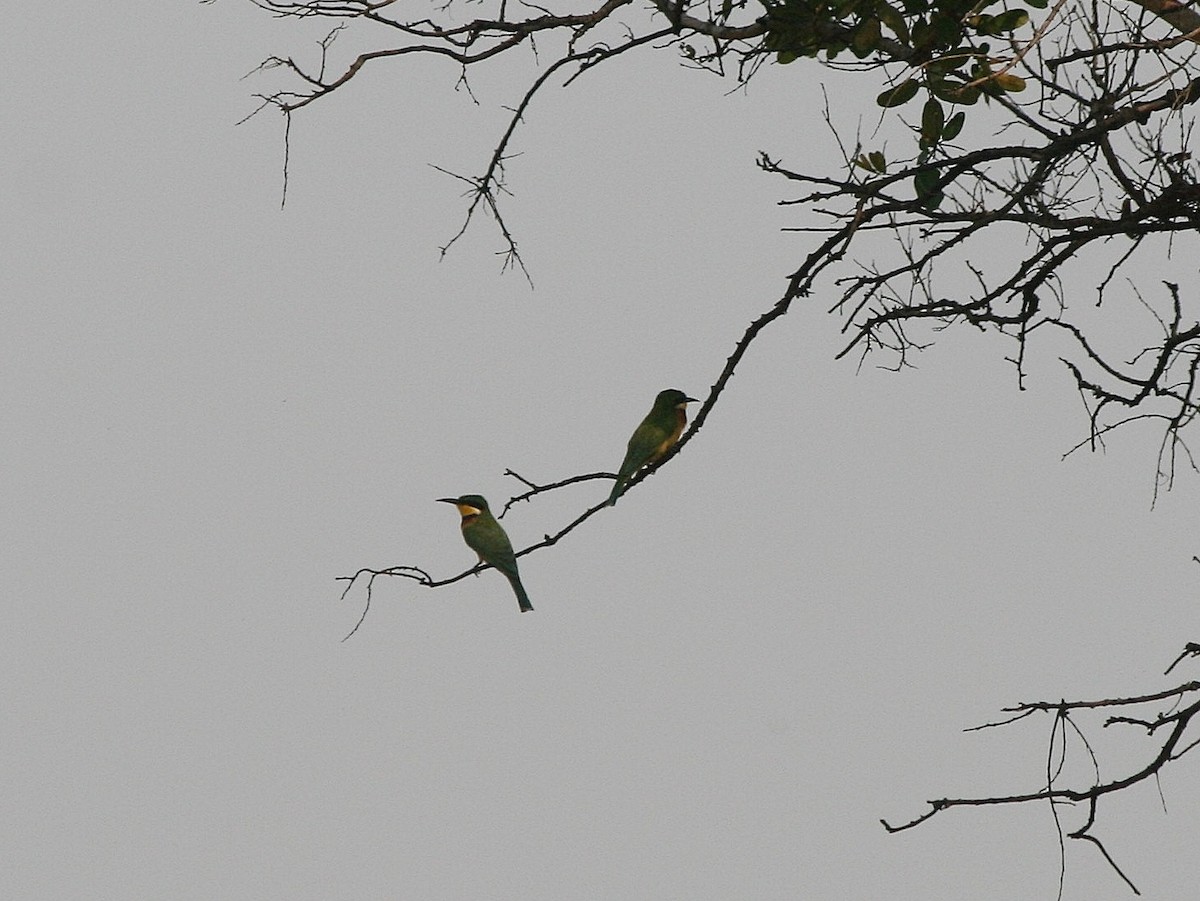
[
  {"x1": 607, "y1": 475, "x2": 627, "y2": 507},
  {"x1": 508, "y1": 573, "x2": 534, "y2": 613}
]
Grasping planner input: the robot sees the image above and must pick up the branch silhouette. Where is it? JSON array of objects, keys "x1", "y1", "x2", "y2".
[
  {"x1": 336, "y1": 368, "x2": 727, "y2": 637},
  {"x1": 246, "y1": 0, "x2": 1200, "y2": 481},
  {"x1": 881, "y1": 650, "x2": 1200, "y2": 895}
]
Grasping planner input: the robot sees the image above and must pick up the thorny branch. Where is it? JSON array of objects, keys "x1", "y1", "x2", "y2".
[
  {"x1": 336, "y1": 394, "x2": 710, "y2": 638},
  {"x1": 243, "y1": 0, "x2": 763, "y2": 269},
  {"x1": 244, "y1": 2, "x2": 1200, "y2": 628},
  {"x1": 880, "y1": 649, "x2": 1200, "y2": 895},
  {"x1": 299, "y1": 0, "x2": 1200, "y2": 633},
  {"x1": 759, "y1": 27, "x2": 1200, "y2": 496},
  {"x1": 240, "y1": 5, "x2": 1200, "y2": 894},
  {"x1": 247, "y1": 0, "x2": 1200, "y2": 492}
]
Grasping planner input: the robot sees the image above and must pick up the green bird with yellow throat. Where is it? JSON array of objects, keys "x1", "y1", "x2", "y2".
[
  {"x1": 607, "y1": 388, "x2": 698, "y2": 506},
  {"x1": 437, "y1": 494, "x2": 533, "y2": 613}
]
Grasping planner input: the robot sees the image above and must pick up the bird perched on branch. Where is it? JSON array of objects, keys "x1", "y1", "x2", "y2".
[
  {"x1": 607, "y1": 388, "x2": 698, "y2": 506},
  {"x1": 437, "y1": 494, "x2": 533, "y2": 613}
]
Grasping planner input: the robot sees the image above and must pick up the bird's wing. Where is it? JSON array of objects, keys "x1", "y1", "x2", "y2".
[
  {"x1": 623, "y1": 420, "x2": 670, "y2": 475},
  {"x1": 467, "y1": 519, "x2": 520, "y2": 579}
]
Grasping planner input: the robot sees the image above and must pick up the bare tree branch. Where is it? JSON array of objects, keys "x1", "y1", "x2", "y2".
[{"x1": 881, "y1": 648, "x2": 1200, "y2": 893}]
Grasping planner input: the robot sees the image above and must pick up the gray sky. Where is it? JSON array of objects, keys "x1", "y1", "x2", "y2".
[{"x1": 4, "y1": 3, "x2": 1198, "y2": 899}]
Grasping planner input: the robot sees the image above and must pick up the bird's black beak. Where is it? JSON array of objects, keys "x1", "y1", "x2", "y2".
[
  {"x1": 684, "y1": 396, "x2": 699, "y2": 403},
  {"x1": 436, "y1": 497, "x2": 459, "y2": 505}
]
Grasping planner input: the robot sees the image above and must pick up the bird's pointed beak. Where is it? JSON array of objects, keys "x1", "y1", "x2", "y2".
[
  {"x1": 436, "y1": 497, "x2": 459, "y2": 505},
  {"x1": 684, "y1": 396, "x2": 699, "y2": 403}
]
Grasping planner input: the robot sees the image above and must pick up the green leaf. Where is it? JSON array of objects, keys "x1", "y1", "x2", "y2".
[
  {"x1": 914, "y1": 168, "x2": 944, "y2": 209},
  {"x1": 925, "y1": 53, "x2": 970, "y2": 76},
  {"x1": 942, "y1": 110, "x2": 966, "y2": 140},
  {"x1": 930, "y1": 78, "x2": 980, "y2": 105},
  {"x1": 914, "y1": 168, "x2": 939, "y2": 196},
  {"x1": 875, "y1": 1, "x2": 911, "y2": 42},
  {"x1": 929, "y1": 12, "x2": 963, "y2": 48},
  {"x1": 921, "y1": 98, "x2": 945, "y2": 147},
  {"x1": 852, "y1": 17, "x2": 882, "y2": 55},
  {"x1": 854, "y1": 151, "x2": 889, "y2": 173},
  {"x1": 911, "y1": 18, "x2": 932, "y2": 51},
  {"x1": 877, "y1": 78, "x2": 920, "y2": 107},
  {"x1": 994, "y1": 73, "x2": 1027, "y2": 92},
  {"x1": 990, "y1": 9, "x2": 1030, "y2": 31}
]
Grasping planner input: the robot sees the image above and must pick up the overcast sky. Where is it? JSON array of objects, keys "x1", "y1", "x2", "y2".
[{"x1": 4, "y1": 3, "x2": 1199, "y2": 899}]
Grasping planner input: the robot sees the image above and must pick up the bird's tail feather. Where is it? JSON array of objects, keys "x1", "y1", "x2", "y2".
[
  {"x1": 508, "y1": 574, "x2": 534, "y2": 613},
  {"x1": 607, "y1": 477, "x2": 625, "y2": 507}
]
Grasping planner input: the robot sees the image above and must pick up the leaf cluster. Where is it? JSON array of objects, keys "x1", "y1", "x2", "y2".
[
  {"x1": 764, "y1": 0, "x2": 1032, "y2": 194},
  {"x1": 764, "y1": 0, "x2": 1033, "y2": 74}
]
